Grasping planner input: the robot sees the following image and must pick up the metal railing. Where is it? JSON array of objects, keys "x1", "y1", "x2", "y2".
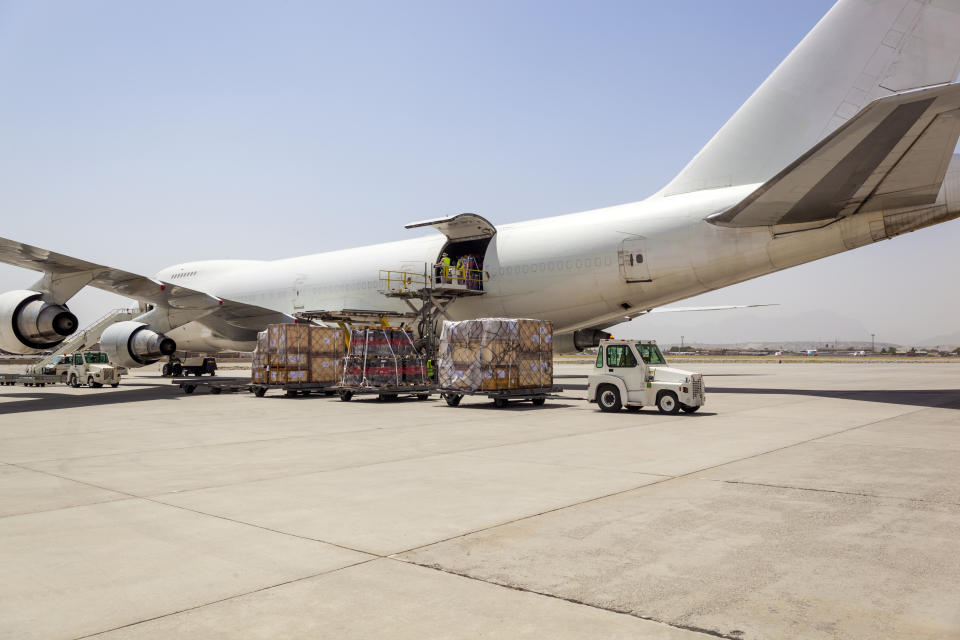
[{"x1": 379, "y1": 263, "x2": 489, "y2": 294}]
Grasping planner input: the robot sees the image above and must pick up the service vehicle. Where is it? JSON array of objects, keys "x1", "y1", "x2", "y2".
[
  {"x1": 162, "y1": 356, "x2": 217, "y2": 377},
  {"x1": 59, "y1": 351, "x2": 121, "y2": 388},
  {"x1": 587, "y1": 339, "x2": 704, "y2": 414}
]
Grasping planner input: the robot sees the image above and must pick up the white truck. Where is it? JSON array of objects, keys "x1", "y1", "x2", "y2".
[
  {"x1": 587, "y1": 339, "x2": 705, "y2": 414},
  {"x1": 55, "y1": 352, "x2": 121, "y2": 388}
]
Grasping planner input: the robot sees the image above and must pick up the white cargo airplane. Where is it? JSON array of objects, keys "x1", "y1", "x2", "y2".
[{"x1": 2, "y1": 0, "x2": 960, "y2": 367}]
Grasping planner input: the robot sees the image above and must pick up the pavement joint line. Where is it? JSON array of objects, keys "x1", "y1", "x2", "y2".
[
  {"x1": 0, "y1": 496, "x2": 131, "y2": 521},
  {"x1": 3, "y1": 461, "x2": 377, "y2": 556},
  {"x1": 710, "y1": 479, "x2": 960, "y2": 507},
  {"x1": 69, "y1": 556, "x2": 381, "y2": 640},
  {"x1": 390, "y1": 396, "x2": 956, "y2": 558},
  {"x1": 393, "y1": 557, "x2": 739, "y2": 640}
]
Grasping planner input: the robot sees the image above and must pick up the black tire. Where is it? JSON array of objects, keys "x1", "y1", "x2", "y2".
[
  {"x1": 597, "y1": 384, "x2": 622, "y2": 412},
  {"x1": 657, "y1": 391, "x2": 680, "y2": 414},
  {"x1": 286, "y1": 389, "x2": 298, "y2": 397},
  {"x1": 417, "y1": 394, "x2": 429, "y2": 400},
  {"x1": 531, "y1": 397, "x2": 546, "y2": 406},
  {"x1": 210, "y1": 386, "x2": 222, "y2": 395},
  {"x1": 162, "y1": 363, "x2": 171, "y2": 376},
  {"x1": 494, "y1": 397, "x2": 508, "y2": 408},
  {"x1": 626, "y1": 406, "x2": 642, "y2": 412},
  {"x1": 69, "y1": 374, "x2": 79, "y2": 389},
  {"x1": 379, "y1": 393, "x2": 397, "y2": 402},
  {"x1": 254, "y1": 387, "x2": 267, "y2": 397},
  {"x1": 172, "y1": 363, "x2": 183, "y2": 377},
  {"x1": 444, "y1": 393, "x2": 462, "y2": 407},
  {"x1": 111, "y1": 383, "x2": 119, "y2": 388},
  {"x1": 89, "y1": 377, "x2": 102, "y2": 388},
  {"x1": 339, "y1": 390, "x2": 353, "y2": 402},
  {"x1": 324, "y1": 390, "x2": 336, "y2": 397},
  {"x1": 680, "y1": 403, "x2": 700, "y2": 413},
  {"x1": 183, "y1": 384, "x2": 196, "y2": 394}
]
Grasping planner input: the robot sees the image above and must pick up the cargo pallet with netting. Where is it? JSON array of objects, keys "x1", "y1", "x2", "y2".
[
  {"x1": 437, "y1": 318, "x2": 562, "y2": 408},
  {"x1": 337, "y1": 326, "x2": 433, "y2": 402}
]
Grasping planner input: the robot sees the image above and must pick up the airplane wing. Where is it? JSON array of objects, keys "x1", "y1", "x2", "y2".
[
  {"x1": 0, "y1": 236, "x2": 292, "y2": 329},
  {"x1": 710, "y1": 83, "x2": 960, "y2": 228}
]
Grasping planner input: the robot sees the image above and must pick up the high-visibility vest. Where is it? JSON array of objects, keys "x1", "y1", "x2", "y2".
[
  {"x1": 426, "y1": 360, "x2": 435, "y2": 377},
  {"x1": 441, "y1": 256, "x2": 451, "y2": 267}
]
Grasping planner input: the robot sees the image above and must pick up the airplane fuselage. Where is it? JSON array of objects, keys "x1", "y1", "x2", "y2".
[{"x1": 159, "y1": 159, "x2": 960, "y2": 353}]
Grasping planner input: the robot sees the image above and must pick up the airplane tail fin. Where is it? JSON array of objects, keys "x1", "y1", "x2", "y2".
[{"x1": 661, "y1": 0, "x2": 960, "y2": 197}]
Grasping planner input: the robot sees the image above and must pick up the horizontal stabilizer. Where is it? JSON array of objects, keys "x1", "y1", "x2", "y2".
[
  {"x1": 710, "y1": 83, "x2": 960, "y2": 227},
  {"x1": 648, "y1": 304, "x2": 778, "y2": 314}
]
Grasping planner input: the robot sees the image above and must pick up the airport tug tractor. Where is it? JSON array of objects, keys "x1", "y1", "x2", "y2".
[
  {"x1": 59, "y1": 351, "x2": 121, "y2": 388},
  {"x1": 587, "y1": 339, "x2": 705, "y2": 414}
]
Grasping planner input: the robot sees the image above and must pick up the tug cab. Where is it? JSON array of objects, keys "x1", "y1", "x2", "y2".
[{"x1": 587, "y1": 339, "x2": 705, "y2": 414}]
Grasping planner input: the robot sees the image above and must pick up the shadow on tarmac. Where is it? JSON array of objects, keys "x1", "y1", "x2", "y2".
[
  {"x1": 708, "y1": 387, "x2": 960, "y2": 409},
  {"x1": 0, "y1": 385, "x2": 181, "y2": 415}
]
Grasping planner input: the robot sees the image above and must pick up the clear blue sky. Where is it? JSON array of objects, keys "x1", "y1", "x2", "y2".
[{"x1": 0, "y1": 0, "x2": 956, "y2": 345}]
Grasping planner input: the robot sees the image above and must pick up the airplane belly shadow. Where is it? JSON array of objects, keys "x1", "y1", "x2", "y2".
[
  {"x1": 0, "y1": 384, "x2": 182, "y2": 415},
  {"x1": 708, "y1": 387, "x2": 960, "y2": 409}
]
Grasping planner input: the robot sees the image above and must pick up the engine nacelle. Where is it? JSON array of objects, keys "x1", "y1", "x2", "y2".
[
  {"x1": 100, "y1": 321, "x2": 176, "y2": 368},
  {"x1": 554, "y1": 328, "x2": 612, "y2": 354},
  {"x1": 0, "y1": 290, "x2": 78, "y2": 354}
]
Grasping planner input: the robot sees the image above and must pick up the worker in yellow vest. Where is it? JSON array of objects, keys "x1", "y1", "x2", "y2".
[{"x1": 439, "y1": 252, "x2": 452, "y2": 284}]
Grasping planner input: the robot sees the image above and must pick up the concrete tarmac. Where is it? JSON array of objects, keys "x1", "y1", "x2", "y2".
[{"x1": 1, "y1": 362, "x2": 958, "y2": 639}]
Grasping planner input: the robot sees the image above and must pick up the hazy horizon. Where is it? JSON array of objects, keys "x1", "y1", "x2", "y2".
[{"x1": 1, "y1": 0, "x2": 957, "y2": 346}]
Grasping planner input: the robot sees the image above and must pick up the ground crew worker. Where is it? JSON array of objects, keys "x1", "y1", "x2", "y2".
[
  {"x1": 426, "y1": 359, "x2": 435, "y2": 380},
  {"x1": 455, "y1": 256, "x2": 465, "y2": 285},
  {"x1": 439, "y1": 252, "x2": 451, "y2": 283}
]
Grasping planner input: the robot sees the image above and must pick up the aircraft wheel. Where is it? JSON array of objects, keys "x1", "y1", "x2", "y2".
[
  {"x1": 597, "y1": 385, "x2": 622, "y2": 412},
  {"x1": 657, "y1": 391, "x2": 680, "y2": 414}
]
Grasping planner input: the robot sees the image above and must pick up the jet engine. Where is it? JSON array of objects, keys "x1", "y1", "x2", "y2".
[
  {"x1": 553, "y1": 328, "x2": 612, "y2": 354},
  {"x1": 0, "y1": 290, "x2": 79, "y2": 354},
  {"x1": 100, "y1": 321, "x2": 176, "y2": 368}
]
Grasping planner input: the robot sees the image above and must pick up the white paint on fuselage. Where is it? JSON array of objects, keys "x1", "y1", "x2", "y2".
[{"x1": 158, "y1": 172, "x2": 959, "y2": 353}]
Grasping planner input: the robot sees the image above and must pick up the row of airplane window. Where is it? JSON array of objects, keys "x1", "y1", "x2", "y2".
[
  {"x1": 171, "y1": 271, "x2": 197, "y2": 279},
  {"x1": 496, "y1": 256, "x2": 612, "y2": 276},
  {"x1": 232, "y1": 256, "x2": 614, "y2": 303}
]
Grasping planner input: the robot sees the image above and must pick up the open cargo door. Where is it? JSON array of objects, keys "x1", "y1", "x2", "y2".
[
  {"x1": 405, "y1": 212, "x2": 497, "y2": 242},
  {"x1": 406, "y1": 213, "x2": 497, "y2": 291}
]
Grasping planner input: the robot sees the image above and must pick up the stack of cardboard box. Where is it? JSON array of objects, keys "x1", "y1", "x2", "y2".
[
  {"x1": 251, "y1": 323, "x2": 345, "y2": 385},
  {"x1": 438, "y1": 318, "x2": 553, "y2": 392}
]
